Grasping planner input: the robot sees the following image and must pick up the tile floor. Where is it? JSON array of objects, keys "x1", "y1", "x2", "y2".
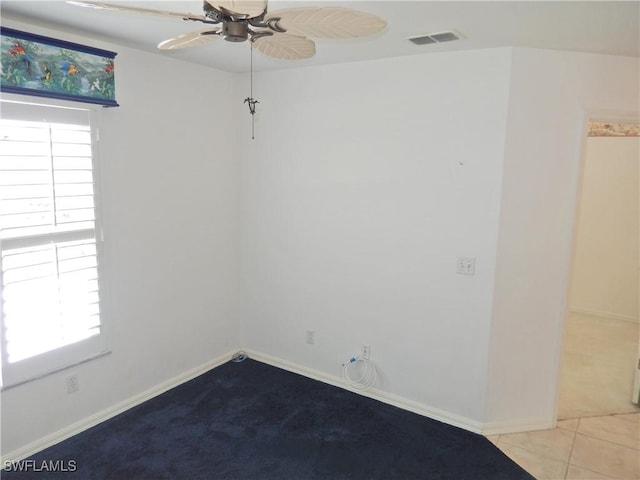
[
  {"x1": 487, "y1": 413, "x2": 639, "y2": 480},
  {"x1": 557, "y1": 313, "x2": 639, "y2": 419},
  {"x1": 486, "y1": 314, "x2": 640, "y2": 479}
]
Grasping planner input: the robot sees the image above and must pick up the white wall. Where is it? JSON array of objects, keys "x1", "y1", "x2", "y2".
[
  {"x1": 570, "y1": 136, "x2": 639, "y2": 322},
  {"x1": 238, "y1": 48, "x2": 513, "y2": 425},
  {"x1": 1, "y1": 20, "x2": 241, "y2": 456},
  {"x1": 486, "y1": 49, "x2": 639, "y2": 431},
  {"x1": 2, "y1": 21, "x2": 639, "y2": 458},
  {"x1": 238, "y1": 47, "x2": 639, "y2": 433}
]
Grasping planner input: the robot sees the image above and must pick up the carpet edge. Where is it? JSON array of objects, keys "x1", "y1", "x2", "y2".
[
  {"x1": 243, "y1": 351, "x2": 554, "y2": 436},
  {"x1": 1, "y1": 349, "x2": 238, "y2": 464},
  {"x1": 244, "y1": 349, "x2": 486, "y2": 434}
]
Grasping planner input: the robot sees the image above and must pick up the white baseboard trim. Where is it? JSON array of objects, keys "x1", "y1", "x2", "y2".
[
  {"x1": 481, "y1": 419, "x2": 556, "y2": 436},
  {"x1": 1, "y1": 349, "x2": 238, "y2": 465},
  {"x1": 569, "y1": 306, "x2": 638, "y2": 323},
  {"x1": 5, "y1": 348, "x2": 549, "y2": 463},
  {"x1": 244, "y1": 349, "x2": 485, "y2": 435}
]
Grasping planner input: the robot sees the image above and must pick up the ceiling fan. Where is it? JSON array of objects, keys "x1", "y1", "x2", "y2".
[{"x1": 66, "y1": 1, "x2": 387, "y2": 60}]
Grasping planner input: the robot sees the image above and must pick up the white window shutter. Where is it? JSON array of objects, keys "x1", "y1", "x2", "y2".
[{"x1": 0, "y1": 100, "x2": 108, "y2": 388}]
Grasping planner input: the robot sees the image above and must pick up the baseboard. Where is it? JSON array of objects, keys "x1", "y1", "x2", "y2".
[
  {"x1": 481, "y1": 419, "x2": 556, "y2": 436},
  {"x1": 1, "y1": 349, "x2": 238, "y2": 464},
  {"x1": 5, "y1": 347, "x2": 546, "y2": 463},
  {"x1": 243, "y1": 349, "x2": 485, "y2": 435},
  {"x1": 569, "y1": 306, "x2": 638, "y2": 323}
]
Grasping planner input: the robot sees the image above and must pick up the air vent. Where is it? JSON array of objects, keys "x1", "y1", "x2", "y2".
[
  {"x1": 409, "y1": 35, "x2": 437, "y2": 46},
  {"x1": 408, "y1": 30, "x2": 462, "y2": 46}
]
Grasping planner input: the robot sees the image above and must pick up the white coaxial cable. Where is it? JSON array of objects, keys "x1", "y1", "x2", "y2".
[{"x1": 342, "y1": 355, "x2": 377, "y2": 392}]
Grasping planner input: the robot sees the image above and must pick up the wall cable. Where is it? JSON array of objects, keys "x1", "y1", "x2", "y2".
[
  {"x1": 231, "y1": 351, "x2": 248, "y2": 363},
  {"x1": 342, "y1": 355, "x2": 378, "y2": 392}
]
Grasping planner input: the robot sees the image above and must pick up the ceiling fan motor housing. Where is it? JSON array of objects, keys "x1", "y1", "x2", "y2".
[{"x1": 222, "y1": 20, "x2": 249, "y2": 42}]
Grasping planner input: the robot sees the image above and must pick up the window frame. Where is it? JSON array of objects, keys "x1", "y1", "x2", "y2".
[{"x1": 0, "y1": 94, "x2": 110, "y2": 389}]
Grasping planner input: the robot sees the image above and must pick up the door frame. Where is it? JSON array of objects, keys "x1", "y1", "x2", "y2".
[{"x1": 553, "y1": 109, "x2": 640, "y2": 421}]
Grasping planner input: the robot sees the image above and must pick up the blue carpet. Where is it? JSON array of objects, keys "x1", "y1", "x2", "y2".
[{"x1": 3, "y1": 358, "x2": 534, "y2": 479}]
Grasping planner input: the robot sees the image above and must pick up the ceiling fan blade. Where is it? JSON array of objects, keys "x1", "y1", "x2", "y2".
[
  {"x1": 253, "y1": 33, "x2": 315, "y2": 60},
  {"x1": 267, "y1": 7, "x2": 386, "y2": 39},
  {"x1": 206, "y1": 0, "x2": 267, "y2": 18},
  {"x1": 66, "y1": 1, "x2": 207, "y2": 22},
  {"x1": 158, "y1": 29, "x2": 220, "y2": 50}
]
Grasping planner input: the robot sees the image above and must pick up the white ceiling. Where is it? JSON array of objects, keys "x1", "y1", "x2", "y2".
[{"x1": 2, "y1": 1, "x2": 639, "y2": 73}]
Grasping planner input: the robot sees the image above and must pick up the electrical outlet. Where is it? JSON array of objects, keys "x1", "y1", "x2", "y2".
[
  {"x1": 66, "y1": 374, "x2": 79, "y2": 394},
  {"x1": 361, "y1": 344, "x2": 370, "y2": 360},
  {"x1": 457, "y1": 257, "x2": 475, "y2": 275},
  {"x1": 306, "y1": 330, "x2": 315, "y2": 345}
]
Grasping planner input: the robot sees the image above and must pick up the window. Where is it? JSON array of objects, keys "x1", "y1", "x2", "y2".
[{"x1": 0, "y1": 99, "x2": 108, "y2": 388}]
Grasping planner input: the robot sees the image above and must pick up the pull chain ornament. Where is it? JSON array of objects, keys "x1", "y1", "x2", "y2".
[
  {"x1": 244, "y1": 97, "x2": 258, "y2": 138},
  {"x1": 244, "y1": 42, "x2": 259, "y2": 139}
]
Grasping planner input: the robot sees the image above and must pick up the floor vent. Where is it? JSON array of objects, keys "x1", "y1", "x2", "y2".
[{"x1": 408, "y1": 30, "x2": 462, "y2": 46}]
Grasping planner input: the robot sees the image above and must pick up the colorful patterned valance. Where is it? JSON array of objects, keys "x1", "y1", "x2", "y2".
[{"x1": 1, "y1": 27, "x2": 118, "y2": 107}]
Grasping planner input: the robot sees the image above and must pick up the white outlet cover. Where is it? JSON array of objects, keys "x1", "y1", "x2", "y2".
[
  {"x1": 306, "y1": 330, "x2": 315, "y2": 345},
  {"x1": 457, "y1": 257, "x2": 476, "y2": 275},
  {"x1": 66, "y1": 374, "x2": 79, "y2": 393}
]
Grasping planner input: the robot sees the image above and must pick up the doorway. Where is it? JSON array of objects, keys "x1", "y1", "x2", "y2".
[{"x1": 558, "y1": 121, "x2": 640, "y2": 420}]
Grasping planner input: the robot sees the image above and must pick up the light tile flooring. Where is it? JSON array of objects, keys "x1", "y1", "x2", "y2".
[
  {"x1": 487, "y1": 413, "x2": 639, "y2": 479},
  {"x1": 486, "y1": 314, "x2": 640, "y2": 479},
  {"x1": 557, "y1": 313, "x2": 639, "y2": 419}
]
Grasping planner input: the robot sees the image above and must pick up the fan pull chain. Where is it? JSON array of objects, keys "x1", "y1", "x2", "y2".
[{"x1": 244, "y1": 42, "x2": 259, "y2": 140}]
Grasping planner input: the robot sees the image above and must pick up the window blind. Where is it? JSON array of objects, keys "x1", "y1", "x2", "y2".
[{"x1": 0, "y1": 100, "x2": 107, "y2": 387}]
